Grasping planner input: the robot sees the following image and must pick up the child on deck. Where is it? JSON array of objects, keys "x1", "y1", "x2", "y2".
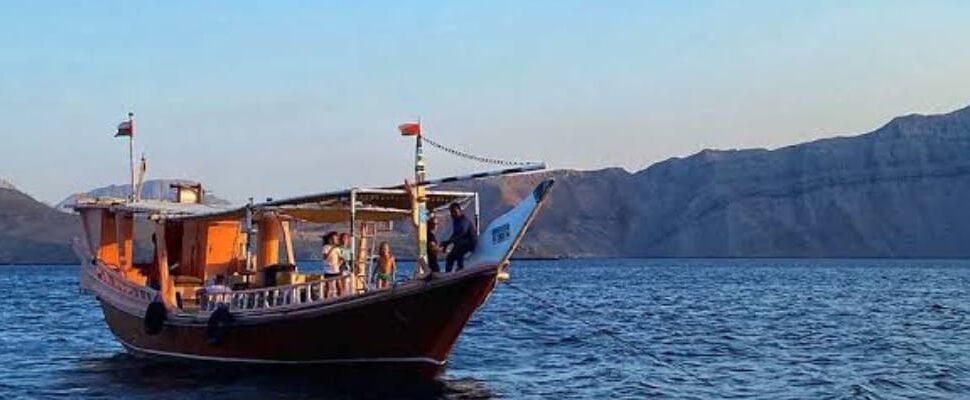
[
  {"x1": 321, "y1": 232, "x2": 343, "y2": 297},
  {"x1": 375, "y1": 242, "x2": 396, "y2": 289}
]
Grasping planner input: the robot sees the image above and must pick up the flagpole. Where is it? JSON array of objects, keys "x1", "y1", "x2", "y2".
[{"x1": 128, "y1": 112, "x2": 135, "y2": 203}]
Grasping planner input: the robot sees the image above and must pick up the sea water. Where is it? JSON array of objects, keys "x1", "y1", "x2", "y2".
[{"x1": 2, "y1": 259, "x2": 970, "y2": 399}]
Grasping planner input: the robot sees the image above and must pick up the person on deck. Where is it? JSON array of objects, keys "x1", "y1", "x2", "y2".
[
  {"x1": 339, "y1": 232, "x2": 353, "y2": 273},
  {"x1": 204, "y1": 275, "x2": 232, "y2": 308},
  {"x1": 426, "y1": 215, "x2": 441, "y2": 273},
  {"x1": 339, "y1": 232, "x2": 354, "y2": 294},
  {"x1": 375, "y1": 242, "x2": 397, "y2": 289},
  {"x1": 321, "y1": 232, "x2": 343, "y2": 297},
  {"x1": 442, "y1": 202, "x2": 478, "y2": 272}
]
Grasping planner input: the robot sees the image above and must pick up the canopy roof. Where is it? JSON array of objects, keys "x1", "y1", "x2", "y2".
[
  {"x1": 73, "y1": 198, "x2": 229, "y2": 216},
  {"x1": 73, "y1": 188, "x2": 476, "y2": 223},
  {"x1": 257, "y1": 188, "x2": 474, "y2": 223}
]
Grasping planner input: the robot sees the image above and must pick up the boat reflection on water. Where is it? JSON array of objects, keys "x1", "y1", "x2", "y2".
[{"x1": 69, "y1": 354, "x2": 496, "y2": 399}]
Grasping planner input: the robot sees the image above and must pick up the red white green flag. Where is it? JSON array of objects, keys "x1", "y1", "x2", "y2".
[{"x1": 115, "y1": 120, "x2": 134, "y2": 137}]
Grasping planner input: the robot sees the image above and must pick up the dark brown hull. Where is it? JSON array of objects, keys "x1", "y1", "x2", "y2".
[{"x1": 98, "y1": 266, "x2": 500, "y2": 378}]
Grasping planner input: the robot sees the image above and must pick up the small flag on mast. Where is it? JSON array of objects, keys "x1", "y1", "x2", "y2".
[
  {"x1": 398, "y1": 122, "x2": 421, "y2": 136},
  {"x1": 115, "y1": 115, "x2": 134, "y2": 137}
]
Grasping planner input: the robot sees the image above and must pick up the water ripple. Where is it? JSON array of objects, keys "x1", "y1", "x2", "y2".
[{"x1": 3, "y1": 260, "x2": 970, "y2": 398}]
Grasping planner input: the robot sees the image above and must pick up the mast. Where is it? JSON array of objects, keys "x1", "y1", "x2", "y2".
[
  {"x1": 414, "y1": 125, "x2": 429, "y2": 277},
  {"x1": 127, "y1": 112, "x2": 135, "y2": 202},
  {"x1": 400, "y1": 120, "x2": 429, "y2": 277}
]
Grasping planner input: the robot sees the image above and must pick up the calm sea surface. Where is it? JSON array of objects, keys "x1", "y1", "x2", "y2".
[{"x1": 2, "y1": 259, "x2": 970, "y2": 399}]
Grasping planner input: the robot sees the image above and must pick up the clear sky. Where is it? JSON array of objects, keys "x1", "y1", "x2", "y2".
[{"x1": 2, "y1": 1, "x2": 970, "y2": 204}]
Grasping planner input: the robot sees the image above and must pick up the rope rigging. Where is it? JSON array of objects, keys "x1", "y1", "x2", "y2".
[
  {"x1": 503, "y1": 281, "x2": 715, "y2": 388},
  {"x1": 421, "y1": 135, "x2": 541, "y2": 167}
]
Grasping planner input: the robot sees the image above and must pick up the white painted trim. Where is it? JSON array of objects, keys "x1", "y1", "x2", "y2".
[{"x1": 120, "y1": 341, "x2": 446, "y2": 366}]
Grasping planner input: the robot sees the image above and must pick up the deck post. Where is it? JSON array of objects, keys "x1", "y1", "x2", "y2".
[
  {"x1": 474, "y1": 193, "x2": 481, "y2": 236},
  {"x1": 281, "y1": 219, "x2": 295, "y2": 265},
  {"x1": 349, "y1": 189, "x2": 360, "y2": 291},
  {"x1": 114, "y1": 213, "x2": 126, "y2": 271},
  {"x1": 153, "y1": 222, "x2": 175, "y2": 307},
  {"x1": 257, "y1": 213, "x2": 281, "y2": 268},
  {"x1": 115, "y1": 212, "x2": 133, "y2": 273},
  {"x1": 244, "y1": 198, "x2": 254, "y2": 271}
]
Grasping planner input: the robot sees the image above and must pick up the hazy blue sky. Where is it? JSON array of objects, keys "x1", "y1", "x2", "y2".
[{"x1": 2, "y1": 1, "x2": 970, "y2": 204}]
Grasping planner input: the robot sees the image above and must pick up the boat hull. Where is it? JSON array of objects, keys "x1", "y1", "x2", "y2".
[{"x1": 97, "y1": 267, "x2": 499, "y2": 378}]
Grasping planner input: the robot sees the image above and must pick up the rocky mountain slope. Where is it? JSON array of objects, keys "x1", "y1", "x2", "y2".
[
  {"x1": 0, "y1": 184, "x2": 81, "y2": 264},
  {"x1": 456, "y1": 104, "x2": 970, "y2": 258},
  {"x1": 3, "y1": 104, "x2": 970, "y2": 263}
]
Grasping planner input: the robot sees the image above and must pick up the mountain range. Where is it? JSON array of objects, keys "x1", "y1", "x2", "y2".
[
  {"x1": 471, "y1": 104, "x2": 970, "y2": 258},
  {"x1": 2, "y1": 105, "x2": 970, "y2": 263},
  {"x1": 0, "y1": 181, "x2": 81, "y2": 264}
]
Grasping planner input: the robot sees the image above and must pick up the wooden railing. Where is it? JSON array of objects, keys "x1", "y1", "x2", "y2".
[
  {"x1": 200, "y1": 274, "x2": 356, "y2": 312},
  {"x1": 84, "y1": 262, "x2": 158, "y2": 303},
  {"x1": 75, "y1": 232, "x2": 398, "y2": 314}
]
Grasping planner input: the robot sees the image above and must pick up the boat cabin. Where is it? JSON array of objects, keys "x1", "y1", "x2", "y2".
[{"x1": 73, "y1": 185, "x2": 479, "y2": 313}]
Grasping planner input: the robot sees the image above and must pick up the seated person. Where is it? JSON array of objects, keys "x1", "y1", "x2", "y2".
[
  {"x1": 441, "y1": 202, "x2": 478, "y2": 272},
  {"x1": 203, "y1": 275, "x2": 232, "y2": 308}
]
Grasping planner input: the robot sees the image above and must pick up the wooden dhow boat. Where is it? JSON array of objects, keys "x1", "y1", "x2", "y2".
[{"x1": 73, "y1": 117, "x2": 553, "y2": 377}]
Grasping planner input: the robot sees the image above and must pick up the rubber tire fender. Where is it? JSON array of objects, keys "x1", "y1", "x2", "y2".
[
  {"x1": 206, "y1": 305, "x2": 234, "y2": 346},
  {"x1": 143, "y1": 301, "x2": 167, "y2": 335}
]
